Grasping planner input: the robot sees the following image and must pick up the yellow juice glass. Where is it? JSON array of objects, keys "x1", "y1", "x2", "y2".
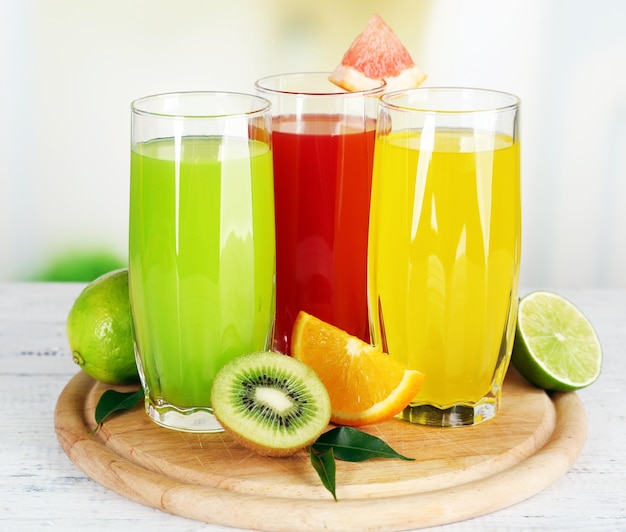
[{"x1": 368, "y1": 88, "x2": 521, "y2": 427}]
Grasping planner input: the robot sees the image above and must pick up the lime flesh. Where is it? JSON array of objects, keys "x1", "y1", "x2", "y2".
[{"x1": 512, "y1": 291, "x2": 602, "y2": 392}]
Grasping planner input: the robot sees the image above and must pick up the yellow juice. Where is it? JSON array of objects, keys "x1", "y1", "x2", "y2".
[{"x1": 368, "y1": 129, "x2": 521, "y2": 409}]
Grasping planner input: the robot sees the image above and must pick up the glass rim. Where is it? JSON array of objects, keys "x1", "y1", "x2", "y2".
[
  {"x1": 255, "y1": 71, "x2": 386, "y2": 97},
  {"x1": 131, "y1": 91, "x2": 272, "y2": 119},
  {"x1": 380, "y1": 86, "x2": 520, "y2": 114}
]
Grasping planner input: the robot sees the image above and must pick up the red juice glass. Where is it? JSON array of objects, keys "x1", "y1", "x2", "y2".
[{"x1": 255, "y1": 72, "x2": 385, "y2": 354}]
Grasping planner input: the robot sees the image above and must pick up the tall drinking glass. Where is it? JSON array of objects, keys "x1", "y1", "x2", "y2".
[
  {"x1": 255, "y1": 73, "x2": 385, "y2": 354},
  {"x1": 368, "y1": 87, "x2": 521, "y2": 427},
  {"x1": 129, "y1": 92, "x2": 275, "y2": 432}
]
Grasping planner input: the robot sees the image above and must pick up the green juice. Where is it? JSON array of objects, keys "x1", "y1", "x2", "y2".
[{"x1": 129, "y1": 136, "x2": 275, "y2": 411}]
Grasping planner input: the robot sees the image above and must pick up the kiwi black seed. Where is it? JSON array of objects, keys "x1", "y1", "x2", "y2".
[{"x1": 210, "y1": 351, "x2": 331, "y2": 457}]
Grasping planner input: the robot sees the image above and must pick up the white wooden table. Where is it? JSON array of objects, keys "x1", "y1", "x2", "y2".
[{"x1": 1, "y1": 282, "x2": 624, "y2": 531}]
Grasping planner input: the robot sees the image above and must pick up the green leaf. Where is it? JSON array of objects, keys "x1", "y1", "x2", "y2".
[
  {"x1": 309, "y1": 446, "x2": 337, "y2": 501},
  {"x1": 91, "y1": 387, "x2": 143, "y2": 434},
  {"x1": 312, "y1": 426, "x2": 415, "y2": 462}
]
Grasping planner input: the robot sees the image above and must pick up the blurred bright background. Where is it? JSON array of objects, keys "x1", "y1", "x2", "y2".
[{"x1": 1, "y1": 0, "x2": 625, "y2": 287}]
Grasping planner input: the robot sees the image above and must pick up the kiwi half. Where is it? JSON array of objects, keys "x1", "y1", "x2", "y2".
[{"x1": 211, "y1": 351, "x2": 331, "y2": 457}]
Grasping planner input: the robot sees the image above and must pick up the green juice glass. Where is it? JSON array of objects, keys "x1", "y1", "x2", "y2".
[{"x1": 129, "y1": 92, "x2": 276, "y2": 433}]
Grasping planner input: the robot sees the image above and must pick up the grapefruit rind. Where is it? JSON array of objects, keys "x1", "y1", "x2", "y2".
[{"x1": 330, "y1": 64, "x2": 426, "y2": 93}]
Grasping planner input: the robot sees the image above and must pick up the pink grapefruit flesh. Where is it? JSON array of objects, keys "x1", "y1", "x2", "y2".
[{"x1": 329, "y1": 14, "x2": 426, "y2": 92}]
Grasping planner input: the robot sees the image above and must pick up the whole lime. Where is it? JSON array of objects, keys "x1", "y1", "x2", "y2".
[{"x1": 66, "y1": 268, "x2": 139, "y2": 384}]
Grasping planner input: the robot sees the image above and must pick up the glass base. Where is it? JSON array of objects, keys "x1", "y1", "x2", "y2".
[
  {"x1": 145, "y1": 399, "x2": 224, "y2": 433},
  {"x1": 396, "y1": 397, "x2": 499, "y2": 427}
]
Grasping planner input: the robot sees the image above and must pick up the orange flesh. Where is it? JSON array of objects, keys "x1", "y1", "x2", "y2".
[{"x1": 292, "y1": 311, "x2": 425, "y2": 426}]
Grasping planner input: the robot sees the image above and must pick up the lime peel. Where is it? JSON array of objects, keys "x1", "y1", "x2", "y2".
[{"x1": 66, "y1": 268, "x2": 139, "y2": 385}]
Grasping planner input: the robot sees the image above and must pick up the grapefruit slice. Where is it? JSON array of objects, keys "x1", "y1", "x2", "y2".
[{"x1": 329, "y1": 14, "x2": 427, "y2": 92}]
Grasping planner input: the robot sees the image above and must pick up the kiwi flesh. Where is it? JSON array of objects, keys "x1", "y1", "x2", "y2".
[{"x1": 211, "y1": 351, "x2": 331, "y2": 457}]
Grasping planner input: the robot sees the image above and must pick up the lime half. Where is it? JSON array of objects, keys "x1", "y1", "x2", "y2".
[{"x1": 512, "y1": 291, "x2": 602, "y2": 392}]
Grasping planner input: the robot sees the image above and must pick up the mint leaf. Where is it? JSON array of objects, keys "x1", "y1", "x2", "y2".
[
  {"x1": 91, "y1": 387, "x2": 143, "y2": 434},
  {"x1": 309, "y1": 446, "x2": 337, "y2": 501},
  {"x1": 312, "y1": 426, "x2": 415, "y2": 462},
  {"x1": 309, "y1": 426, "x2": 414, "y2": 500}
]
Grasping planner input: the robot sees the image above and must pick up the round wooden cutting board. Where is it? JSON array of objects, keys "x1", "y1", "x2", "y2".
[{"x1": 54, "y1": 368, "x2": 586, "y2": 531}]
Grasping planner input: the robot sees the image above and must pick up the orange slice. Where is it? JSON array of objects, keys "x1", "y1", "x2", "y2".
[
  {"x1": 329, "y1": 13, "x2": 427, "y2": 92},
  {"x1": 291, "y1": 311, "x2": 425, "y2": 426}
]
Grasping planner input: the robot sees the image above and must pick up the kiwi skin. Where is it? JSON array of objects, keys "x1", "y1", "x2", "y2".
[
  {"x1": 211, "y1": 351, "x2": 331, "y2": 457},
  {"x1": 217, "y1": 416, "x2": 326, "y2": 458}
]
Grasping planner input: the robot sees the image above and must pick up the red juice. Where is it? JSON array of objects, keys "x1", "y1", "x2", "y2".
[{"x1": 271, "y1": 113, "x2": 376, "y2": 354}]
